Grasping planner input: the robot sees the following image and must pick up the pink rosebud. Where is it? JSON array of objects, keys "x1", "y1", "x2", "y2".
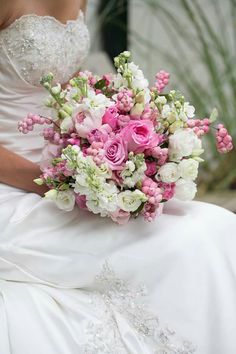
[
  {"x1": 145, "y1": 161, "x2": 157, "y2": 177},
  {"x1": 75, "y1": 194, "x2": 88, "y2": 210},
  {"x1": 102, "y1": 106, "x2": 119, "y2": 130}
]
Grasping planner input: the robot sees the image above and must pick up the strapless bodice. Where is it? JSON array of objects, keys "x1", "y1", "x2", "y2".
[{"x1": 0, "y1": 12, "x2": 90, "y2": 163}]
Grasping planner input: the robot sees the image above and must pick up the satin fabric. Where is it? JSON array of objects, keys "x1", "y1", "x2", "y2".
[{"x1": 1, "y1": 13, "x2": 236, "y2": 354}]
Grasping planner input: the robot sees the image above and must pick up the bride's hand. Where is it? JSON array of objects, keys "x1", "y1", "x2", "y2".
[{"x1": 0, "y1": 145, "x2": 48, "y2": 196}]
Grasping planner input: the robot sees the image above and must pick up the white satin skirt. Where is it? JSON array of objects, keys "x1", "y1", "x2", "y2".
[{"x1": 1, "y1": 184, "x2": 236, "y2": 353}]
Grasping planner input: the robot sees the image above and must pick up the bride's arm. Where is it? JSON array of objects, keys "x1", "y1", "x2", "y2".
[{"x1": 0, "y1": 145, "x2": 48, "y2": 196}]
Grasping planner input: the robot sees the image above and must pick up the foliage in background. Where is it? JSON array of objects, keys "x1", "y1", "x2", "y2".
[{"x1": 96, "y1": 0, "x2": 236, "y2": 193}]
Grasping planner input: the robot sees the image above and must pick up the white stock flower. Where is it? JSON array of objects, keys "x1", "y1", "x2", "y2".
[
  {"x1": 169, "y1": 129, "x2": 203, "y2": 162},
  {"x1": 157, "y1": 163, "x2": 181, "y2": 183},
  {"x1": 54, "y1": 190, "x2": 76, "y2": 212},
  {"x1": 128, "y1": 62, "x2": 149, "y2": 90},
  {"x1": 162, "y1": 104, "x2": 171, "y2": 119},
  {"x1": 118, "y1": 190, "x2": 147, "y2": 212},
  {"x1": 174, "y1": 179, "x2": 197, "y2": 201},
  {"x1": 84, "y1": 89, "x2": 113, "y2": 109},
  {"x1": 179, "y1": 159, "x2": 199, "y2": 181}
]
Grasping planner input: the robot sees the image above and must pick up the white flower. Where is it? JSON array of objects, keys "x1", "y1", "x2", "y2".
[
  {"x1": 162, "y1": 104, "x2": 171, "y2": 119},
  {"x1": 184, "y1": 102, "x2": 195, "y2": 118},
  {"x1": 84, "y1": 89, "x2": 113, "y2": 109},
  {"x1": 60, "y1": 116, "x2": 74, "y2": 133},
  {"x1": 174, "y1": 179, "x2": 197, "y2": 201},
  {"x1": 157, "y1": 163, "x2": 181, "y2": 183},
  {"x1": 155, "y1": 96, "x2": 167, "y2": 105},
  {"x1": 73, "y1": 104, "x2": 104, "y2": 138},
  {"x1": 45, "y1": 189, "x2": 58, "y2": 201},
  {"x1": 128, "y1": 62, "x2": 149, "y2": 90},
  {"x1": 179, "y1": 159, "x2": 199, "y2": 181},
  {"x1": 55, "y1": 190, "x2": 76, "y2": 211},
  {"x1": 118, "y1": 190, "x2": 147, "y2": 212},
  {"x1": 169, "y1": 129, "x2": 203, "y2": 162}
]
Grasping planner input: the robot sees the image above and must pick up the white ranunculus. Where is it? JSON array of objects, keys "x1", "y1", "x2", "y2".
[
  {"x1": 118, "y1": 190, "x2": 147, "y2": 212},
  {"x1": 157, "y1": 163, "x2": 181, "y2": 183},
  {"x1": 179, "y1": 159, "x2": 199, "y2": 181},
  {"x1": 174, "y1": 179, "x2": 197, "y2": 201},
  {"x1": 44, "y1": 189, "x2": 58, "y2": 201},
  {"x1": 60, "y1": 116, "x2": 74, "y2": 133},
  {"x1": 55, "y1": 190, "x2": 76, "y2": 212},
  {"x1": 169, "y1": 129, "x2": 203, "y2": 162}
]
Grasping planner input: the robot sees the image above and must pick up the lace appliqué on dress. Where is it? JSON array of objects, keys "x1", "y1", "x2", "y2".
[
  {"x1": 84, "y1": 261, "x2": 196, "y2": 354},
  {"x1": 0, "y1": 14, "x2": 90, "y2": 87}
]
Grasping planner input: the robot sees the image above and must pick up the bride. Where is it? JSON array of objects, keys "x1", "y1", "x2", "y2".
[{"x1": 0, "y1": 0, "x2": 236, "y2": 353}]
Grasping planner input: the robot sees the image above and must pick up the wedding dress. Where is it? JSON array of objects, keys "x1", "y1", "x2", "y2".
[{"x1": 0, "y1": 11, "x2": 236, "y2": 354}]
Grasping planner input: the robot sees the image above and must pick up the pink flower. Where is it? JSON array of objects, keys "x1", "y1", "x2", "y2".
[
  {"x1": 75, "y1": 194, "x2": 88, "y2": 210},
  {"x1": 121, "y1": 120, "x2": 161, "y2": 153},
  {"x1": 157, "y1": 182, "x2": 175, "y2": 201},
  {"x1": 102, "y1": 106, "x2": 119, "y2": 130},
  {"x1": 87, "y1": 125, "x2": 111, "y2": 144},
  {"x1": 110, "y1": 209, "x2": 131, "y2": 225},
  {"x1": 104, "y1": 137, "x2": 128, "y2": 170},
  {"x1": 145, "y1": 161, "x2": 157, "y2": 177}
]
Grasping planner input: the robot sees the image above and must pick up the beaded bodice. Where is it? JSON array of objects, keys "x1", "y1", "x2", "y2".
[{"x1": 0, "y1": 12, "x2": 90, "y2": 87}]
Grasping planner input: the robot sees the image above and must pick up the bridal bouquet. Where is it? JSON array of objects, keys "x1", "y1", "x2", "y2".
[{"x1": 18, "y1": 51, "x2": 233, "y2": 224}]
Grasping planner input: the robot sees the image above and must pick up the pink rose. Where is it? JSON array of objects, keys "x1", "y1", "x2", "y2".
[
  {"x1": 102, "y1": 106, "x2": 119, "y2": 130},
  {"x1": 104, "y1": 137, "x2": 128, "y2": 170},
  {"x1": 121, "y1": 120, "x2": 161, "y2": 153},
  {"x1": 110, "y1": 209, "x2": 131, "y2": 225},
  {"x1": 145, "y1": 161, "x2": 157, "y2": 177}
]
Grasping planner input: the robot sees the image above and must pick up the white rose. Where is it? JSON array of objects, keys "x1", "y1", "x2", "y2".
[
  {"x1": 179, "y1": 159, "x2": 199, "y2": 181},
  {"x1": 157, "y1": 163, "x2": 181, "y2": 183},
  {"x1": 55, "y1": 190, "x2": 76, "y2": 212},
  {"x1": 169, "y1": 129, "x2": 203, "y2": 161},
  {"x1": 118, "y1": 190, "x2": 147, "y2": 212},
  {"x1": 174, "y1": 179, "x2": 197, "y2": 201}
]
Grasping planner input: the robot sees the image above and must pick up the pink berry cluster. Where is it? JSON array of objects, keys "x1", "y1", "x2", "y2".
[
  {"x1": 215, "y1": 124, "x2": 233, "y2": 154},
  {"x1": 18, "y1": 113, "x2": 52, "y2": 134},
  {"x1": 142, "y1": 177, "x2": 163, "y2": 205},
  {"x1": 86, "y1": 141, "x2": 105, "y2": 165},
  {"x1": 155, "y1": 71, "x2": 170, "y2": 93},
  {"x1": 187, "y1": 118, "x2": 210, "y2": 137},
  {"x1": 116, "y1": 89, "x2": 134, "y2": 113},
  {"x1": 141, "y1": 177, "x2": 163, "y2": 221}
]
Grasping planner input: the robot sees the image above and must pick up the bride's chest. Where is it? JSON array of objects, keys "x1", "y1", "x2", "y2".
[{"x1": 0, "y1": 14, "x2": 90, "y2": 87}]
